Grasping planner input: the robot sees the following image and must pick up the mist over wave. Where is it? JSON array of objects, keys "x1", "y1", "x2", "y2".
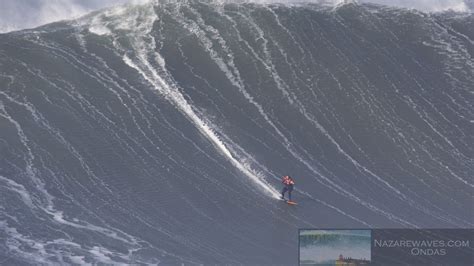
[
  {"x1": 0, "y1": 0, "x2": 472, "y2": 33},
  {"x1": 0, "y1": 0, "x2": 473, "y2": 264}
]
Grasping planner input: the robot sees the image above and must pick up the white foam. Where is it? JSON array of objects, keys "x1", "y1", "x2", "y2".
[
  {"x1": 122, "y1": 55, "x2": 281, "y2": 199},
  {"x1": 0, "y1": 175, "x2": 35, "y2": 209},
  {"x1": 81, "y1": 1, "x2": 281, "y2": 198}
]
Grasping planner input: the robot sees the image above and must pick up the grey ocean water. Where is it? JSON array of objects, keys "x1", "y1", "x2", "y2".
[{"x1": 0, "y1": 1, "x2": 473, "y2": 264}]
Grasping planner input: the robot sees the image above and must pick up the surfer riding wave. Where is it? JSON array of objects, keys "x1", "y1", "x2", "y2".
[{"x1": 281, "y1": 175, "x2": 295, "y2": 202}]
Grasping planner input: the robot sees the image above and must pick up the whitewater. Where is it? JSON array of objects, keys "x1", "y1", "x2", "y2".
[{"x1": 0, "y1": 0, "x2": 473, "y2": 264}]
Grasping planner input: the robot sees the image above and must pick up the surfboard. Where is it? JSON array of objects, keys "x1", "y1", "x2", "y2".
[{"x1": 281, "y1": 198, "x2": 297, "y2": 205}]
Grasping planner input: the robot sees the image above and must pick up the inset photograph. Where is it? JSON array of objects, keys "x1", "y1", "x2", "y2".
[{"x1": 299, "y1": 229, "x2": 371, "y2": 265}]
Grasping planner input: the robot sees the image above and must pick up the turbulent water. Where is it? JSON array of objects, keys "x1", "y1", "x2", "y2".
[{"x1": 0, "y1": 0, "x2": 473, "y2": 264}]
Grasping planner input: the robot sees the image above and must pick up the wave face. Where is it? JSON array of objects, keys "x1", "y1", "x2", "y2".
[{"x1": 0, "y1": 1, "x2": 473, "y2": 264}]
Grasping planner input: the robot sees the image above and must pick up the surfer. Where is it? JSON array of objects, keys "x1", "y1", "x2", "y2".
[{"x1": 281, "y1": 175, "x2": 295, "y2": 201}]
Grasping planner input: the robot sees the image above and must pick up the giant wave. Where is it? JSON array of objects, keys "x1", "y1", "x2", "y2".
[{"x1": 0, "y1": 0, "x2": 473, "y2": 264}]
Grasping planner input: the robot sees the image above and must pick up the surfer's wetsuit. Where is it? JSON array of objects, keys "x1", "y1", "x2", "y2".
[{"x1": 281, "y1": 176, "x2": 294, "y2": 201}]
